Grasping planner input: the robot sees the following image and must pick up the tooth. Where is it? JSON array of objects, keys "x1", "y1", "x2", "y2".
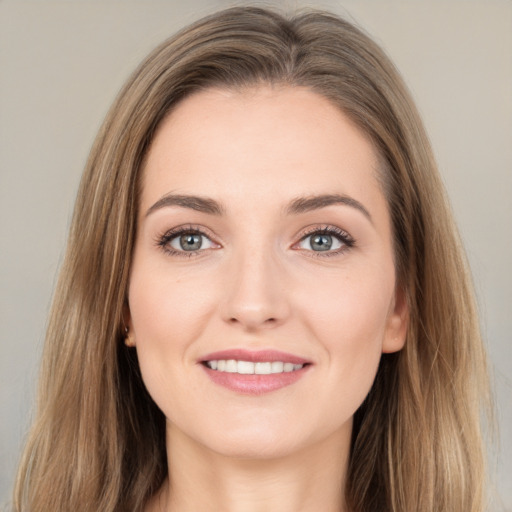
[
  {"x1": 255, "y1": 362, "x2": 272, "y2": 375},
  {"x1": 283, "y1": 362, "x2": 294, "y2": 372},
  {"x1": 208, "y1": 359, "x2": 304, "y2": 374},
  {"x1": 271, "y1": 361, "x2": 284, "y2": 373},
  {"x1": 225, "y1": 359, "x2": 237, "y2": 373},
  {"x1": 237, "y1": 361, "x2": 255, "y2": 374}
]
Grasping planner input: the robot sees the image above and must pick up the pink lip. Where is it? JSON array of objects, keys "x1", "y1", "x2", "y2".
[{"x1": 199, "y1": 349, "x2": 312, "y2": 395}]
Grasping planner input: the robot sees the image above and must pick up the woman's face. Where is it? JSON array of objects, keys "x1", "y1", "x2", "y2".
[{"x1": 127, "y1": 86, "x2": 407, "y2": 458}]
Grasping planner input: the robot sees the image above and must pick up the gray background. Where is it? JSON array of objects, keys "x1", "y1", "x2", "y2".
[{"x1": 1, "y1": 0, "x2": 511, "y2": 509}]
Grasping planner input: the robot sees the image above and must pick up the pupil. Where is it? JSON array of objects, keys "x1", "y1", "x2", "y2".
[
  {"x1": 311, "y1": 234, "x2": 332, "y2": 251},
  {"x1": 180, "y1": 233, "x2": 202, "y2": 251}
]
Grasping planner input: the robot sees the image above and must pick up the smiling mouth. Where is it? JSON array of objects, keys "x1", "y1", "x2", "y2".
[
  {"x1": 204, "y1": 360, "x2": 306, "y2": 374},
  {"x1": 200, "y1": 350, "x2": 311, "y2": 394}
]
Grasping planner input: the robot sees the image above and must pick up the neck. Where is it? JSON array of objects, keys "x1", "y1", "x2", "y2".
[{"x1": 149, "y1": 423, "x2": 351, "y2": 512}]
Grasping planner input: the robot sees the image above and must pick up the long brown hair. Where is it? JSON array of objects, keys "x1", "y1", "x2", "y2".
[{"x1": 14, "y1": 7, "x2": 491, "y2": 511}]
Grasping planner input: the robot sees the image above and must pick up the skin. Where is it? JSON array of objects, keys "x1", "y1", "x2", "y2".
[{"x1": 127, "y1": 86, "x2": 408, "y2": 512}]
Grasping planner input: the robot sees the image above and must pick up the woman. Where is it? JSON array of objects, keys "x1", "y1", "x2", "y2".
[{"x1": 13, "y1": 6, "x2": 491, "y2": 512}]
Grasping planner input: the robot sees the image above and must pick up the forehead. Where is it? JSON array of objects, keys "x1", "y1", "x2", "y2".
[{"x1": 140, "y1": 86, "x2": 385, "y2": 215}]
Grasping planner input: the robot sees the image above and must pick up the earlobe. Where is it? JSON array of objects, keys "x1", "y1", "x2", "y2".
[
  {"x1": 382, "y1": 287, "x2": 409, "y2": 354},
  {"x1": 125, "y1": 330, "x2": 136, "y2": 347}
]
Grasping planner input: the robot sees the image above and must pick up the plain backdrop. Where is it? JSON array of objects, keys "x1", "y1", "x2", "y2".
[{"x1": 1, "y1": 0, "x2": 511, "y2": 509}]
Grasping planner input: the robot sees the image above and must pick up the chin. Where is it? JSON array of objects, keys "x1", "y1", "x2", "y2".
[
  {"x1": 169, "y1": 414, "x2": 308, "y2": 460},
  {"x1": 190, "y1": 414, "x2": 346, "y2": 461},
  {"x1": 208, "y1": 432, "x2": 305, "y2": 460}
]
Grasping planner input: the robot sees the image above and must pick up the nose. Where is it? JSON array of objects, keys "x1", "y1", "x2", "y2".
[{"x1": 220, "y1": 245, "x2": 291, "y2": 331}]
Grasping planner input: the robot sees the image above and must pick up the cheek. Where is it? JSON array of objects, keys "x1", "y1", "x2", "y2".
[
  {"x1": 129, "y1": 256, "x2": 218, "y2": 342},
  {"x1": 127, "y1": 260, "x2": 219, "y2": 407},
  {"x1": 298, "y1": 265, "x2": 394, "y2": 402},
  {"x1": 301, "y1": 261, "x2": 394, "y2": 343}
]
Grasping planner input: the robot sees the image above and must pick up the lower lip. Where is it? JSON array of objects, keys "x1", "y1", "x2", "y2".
[{"x1": 201, "y1": 365, "x2": 310, "y2": 395}]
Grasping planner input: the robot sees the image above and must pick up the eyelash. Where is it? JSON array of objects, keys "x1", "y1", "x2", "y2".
[{"x1": 155, "y1": 224, "x2": 355, "y2": 258}]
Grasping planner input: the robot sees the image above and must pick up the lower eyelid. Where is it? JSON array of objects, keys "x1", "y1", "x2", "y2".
[{"x1": 297, "y1": 226, "x2": 353, "y2": 242}]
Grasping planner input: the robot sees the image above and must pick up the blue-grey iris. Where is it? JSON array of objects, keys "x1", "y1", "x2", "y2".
[
  {"x1": 180, "y1": 233, "x2": 202, "y2": 251},
  {"x1": 311, "y1": 234, "x2": 332, "y2": 251}
]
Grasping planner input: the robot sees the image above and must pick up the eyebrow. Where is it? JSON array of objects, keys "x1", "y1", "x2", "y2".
[
  {"x1": 145, "y1": 192, "x2": 371, "y2": 222},
  {"x1": 146, "y1": 193, "x2": 225, "y2": 217},
  {"x1": 286, "y1": 194, "x2": 372, "y2": 222}
]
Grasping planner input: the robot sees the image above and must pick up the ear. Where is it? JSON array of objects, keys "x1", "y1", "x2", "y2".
[
  {"x1": 382, "y1": 286, "x2": 409, "y2": 354},
  {"x1": 123, "y1": 301, "x2": 132, "y2": 329},
  {"x1": 122, "y1": 302, "x2": 136, "y2": 347}
]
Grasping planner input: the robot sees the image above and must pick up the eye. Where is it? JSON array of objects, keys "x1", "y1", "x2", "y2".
[
  {"x1": 299, "y1": 233, "x2": 341, "y2": 252},
  {"x1": 294, "y1": 227, "x2": 354, "y2": 255},
  {"x1": 156, "y1": 226, "x2": 219, "y2": 256},
  {"x1": 169, "y1": 232, "x2": 215, "y2": 252}
]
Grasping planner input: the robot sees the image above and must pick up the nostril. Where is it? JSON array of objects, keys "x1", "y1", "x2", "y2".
[{"x1": 227, "y1": 316, "x2": 278, "y2": 326}]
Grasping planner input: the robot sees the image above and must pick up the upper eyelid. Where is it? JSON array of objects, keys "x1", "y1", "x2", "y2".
[
  {"x1": 160, "y1": 224, "x2": 218, "y2": 241},
  {"x1": 295, "y1": 225, "x2": 354, "y2": 241}
]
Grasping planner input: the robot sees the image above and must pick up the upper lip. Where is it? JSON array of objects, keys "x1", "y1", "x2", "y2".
[{"x1": 200, "y1": 349, "x2": 311, "y2": 366}]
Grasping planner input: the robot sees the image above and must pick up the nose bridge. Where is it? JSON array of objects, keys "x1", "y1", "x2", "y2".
[{"x1": 221, "y1": 239, "x2": 289, "y2": 329}]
